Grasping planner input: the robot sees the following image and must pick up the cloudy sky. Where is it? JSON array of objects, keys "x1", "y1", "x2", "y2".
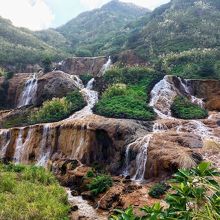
[{"x1": 0, "y1": 0, "x2": 170, "y2": 30}]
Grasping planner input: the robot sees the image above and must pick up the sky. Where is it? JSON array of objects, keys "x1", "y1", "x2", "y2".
[{"x1": 0, "y1": 0, "x2": 170, "y2": 31}]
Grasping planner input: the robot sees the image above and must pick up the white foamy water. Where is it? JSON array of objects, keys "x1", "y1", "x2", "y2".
[
  {"x1": 149, "y1": 76, "x2": 204, "y2": 119},
  {"x1": 149, "y1": 76, "x2": 176, "y2": 118},
  {"x1": 68, "y1": 78, "x2": 98, "y2": 119},
  {"x1": 18, "y1": 73, "x2": 38, "y2": 108},
  {"x1": 99, "y1": 56, "x2": 112, "y2": 76},
  {"x1": 14, "y1": 128, "x2": 32, "y2": 163},
  {"x1": 123, "y1": 134, "x2": 152, "y2": 181},
  {"x1": 66, "y1": 189, "x2": 107, "y2": 220},
  {"x1": 0, "y1": 130, "x2": 10, "y2": 158},
  {"x1": 37, "y1": 124, "x2": 51, "y2": 166}
]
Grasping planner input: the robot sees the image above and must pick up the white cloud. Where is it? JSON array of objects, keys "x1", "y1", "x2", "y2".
[{"x1": 0, "y1": 0, "x2": 54, "y2": 30}]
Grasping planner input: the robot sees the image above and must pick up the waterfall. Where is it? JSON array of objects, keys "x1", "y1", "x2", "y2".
[
  {"x1": 123, "y1": 144, "x2": 132, "y2": 177},
  {"x1": 18, "y1": 73, "x2": 38, "y2": 108},
  {"x1": 178, "y1": 77, "x2": 204, "y2": 107},
  {"x1": 37, "y1": 124, "x2": 51, "y2": 166},
  {"x1": 149, "y1": 76, "x2": 176, "y2": 118},
  {"x1": 99, "y1": 56, "x2": 112, "y2": 76},
  {"x1": 0, "y1": 130, "x2": 10, "y2": 159},
  {"x1": 14, "y1": 128, "x2": 33, "y2": 163},
  {"x1": 149, "y1": 76, "x2": 205, "y2": 119},
  {"x1": 123, "y1": 134, "x2": 152, "y2": 181},
  {"x1": 68, "y1": 77, "x2": 98, "y2": 119}
]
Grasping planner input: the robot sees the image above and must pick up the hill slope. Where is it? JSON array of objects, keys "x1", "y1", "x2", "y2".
[
  {"x1": 57, "y1": 0, "x2": 149, "y2": 56},
  {"x1": 0, "y1": 17, "x2": 68, "y2": 69},
  {"x1": 125, "y1": 0, "x2": 220, "y2": 60}
]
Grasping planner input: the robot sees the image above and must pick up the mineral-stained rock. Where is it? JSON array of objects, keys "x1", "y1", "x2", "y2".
[{"x1": 58, "y1": 57, "x2": 108, "y2": 76}]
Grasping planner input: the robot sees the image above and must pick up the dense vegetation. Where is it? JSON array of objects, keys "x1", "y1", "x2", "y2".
[
  {"x1": 31, "y1": 91, "x2": 86, "y2": 123},
  {"x1": 0, "y1": 17, "x2": 67, "y2": 68},
  {"x1": 124, "y1": 0, "x2": 220, "y2": 61},
  {"x1": 171, "y1": 96, "x2": 208, "y2": 119},
  {"x1": 0, "y1": 163, "x2": 70, "y2": 220},
  {"x1": 110, "y1": 162, "x2": 220, "y2": 220},
  {"x1": 94, "y1": 67, "x2": 163, "y2": 120},
  {"x1": 158, "y1": 49, "x2": 220, "y2": 79},
  {"x1": 1, "y1": 0, "x2": 220, "y2": 74},
  {"x1": 57, "y1": 0, "x2": 149, "y2": 56}
]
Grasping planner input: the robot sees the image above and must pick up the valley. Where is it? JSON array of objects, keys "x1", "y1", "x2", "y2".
[{"x1": 0, "y1": 0, "x2": 220, "y2": 219}]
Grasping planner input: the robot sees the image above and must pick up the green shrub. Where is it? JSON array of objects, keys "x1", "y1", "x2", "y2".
[
  {"x1": 42, "y1": 56, "x2": 52, "y2": 73},
  {"x1": 3, "y1": 163, "x2": 26, "y2": 173},
  {"x1": 4, "y1": 72, "x2": 14, "y2": 80},
  {"x1": 75, "y1": 48, "x2": 92, "y2": 57},
  {"x1": 31, "y1": 90, "x2": 86, "y2": 123},
  {"x1": 103, "y1": 84, "x2": 127, "y2": 98},
  {"x1": 65, "y1": 90, "x2": 86, "y2": 112},
  {"x1": 171, "y1": 96, "x2": 208, "y2": 119},
  {"x1": 87, "y1": 175, "x2": 112, "y2": 196},
  {"x1": 94, "y1": 95, "x2": 156, "y2": 120},
  {"x1": 31, "y1": 97, "x2": 69, "y2": 123},
  {"x1": 110, "y1": 162, "x2": 220, "y2": 220},
  {"x1": 148, "y1": 183, "x2": 169, "y2": 199},
  {"x1": 0, "y1": 163, "x2": 70, "y2": 219},
  {"x1": 159, "y1": 49, "x2": 220, "y2": 79},
  {"x1": 86, "y1": 170, "x2": 95, "y2": 178},
  {"x1": 94, "y1": 67, "x2": 163, "y2": 121}
]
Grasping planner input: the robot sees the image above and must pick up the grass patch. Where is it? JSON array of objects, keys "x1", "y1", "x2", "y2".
[
  {"x1": 94, "y1": 67, "x2": 163, "y2": 120},
  {"x1": 0, "y1": 163, "x2": 70, "y2": 220},
  {"x1": 171, "y1": 96, "x2": 208, "y2": 119}
]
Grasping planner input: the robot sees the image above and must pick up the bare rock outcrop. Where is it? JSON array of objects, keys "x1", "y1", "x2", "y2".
[{"x1": 58, "y1": 57, "x2": 108, "y2": 76}]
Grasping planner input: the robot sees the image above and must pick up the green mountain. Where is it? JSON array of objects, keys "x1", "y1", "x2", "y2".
[
  {"x1": 56, "y1": 0, "x2": 149, "y2": 56},
  {"x1": 0, "y1": 16, "x2": 68, "y2": 69},
  {"x1": 125, "y1": 0, "x2": 220, "y2": 60}
]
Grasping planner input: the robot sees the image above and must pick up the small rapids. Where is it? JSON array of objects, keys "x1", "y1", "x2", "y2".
[{"x1": 66, "y1": 189, "x2": 107, "y2": 220}]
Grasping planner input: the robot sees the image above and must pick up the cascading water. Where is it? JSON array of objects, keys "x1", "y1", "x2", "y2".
[
  {"x1": 14, "y1": 128, "x2": 34, "y2": 163},
  {"x1": 68, "y1": 77, "x2": 98, "y2": 119},
  {"x1": 149, "y1": 75, "x2": 177, "y2": 119},
  {"x1": 18, "y1": 73, "x2": 38, "y2": 108},
  {"x1": 37, "y1": 124, "x2": 51, "y2": 166},
  {"x1": 123, "y1": 134, "x2": 152, "y2": 181},
  {"x1": 99, "y1": 56, "x2": 112, "y2": 76},
  {"x1": 0, "y1": 130, "x2": 10, "y2": 159},
  {"x1": 178, "y1": 77, "x2": 204, "y2": 107}
]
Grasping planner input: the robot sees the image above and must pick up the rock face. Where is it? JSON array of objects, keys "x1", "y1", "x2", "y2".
[
  {"x1": 35, "y1": 71, "x2": 77, "y2": 106},
  {"x1": 1, "y1": 115, "x2": 150, "y2": 174},
  {"x1": 0, "y1": 71, "x2": 78, "y2": 108},
  {"x1": 57, "y1": 57, "x2": 108, "y2": 76},
  {"x1": 189, "y1": 79, "x2": 220, "y2": 111}
]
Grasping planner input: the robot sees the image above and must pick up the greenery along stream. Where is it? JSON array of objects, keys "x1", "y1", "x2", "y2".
[{"x1": 94, "y1": 66, "x2": 163, "y2": 120}]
